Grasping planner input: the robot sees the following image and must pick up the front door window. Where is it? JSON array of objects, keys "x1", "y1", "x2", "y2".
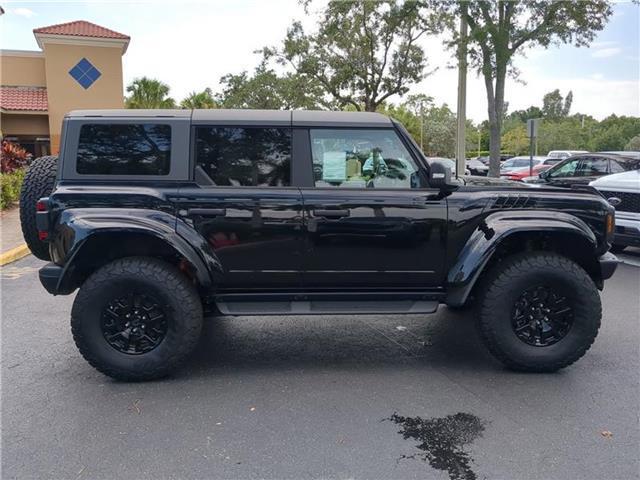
[{"x1": 310, "y1": 129, "x2": 420, "y2": 189}]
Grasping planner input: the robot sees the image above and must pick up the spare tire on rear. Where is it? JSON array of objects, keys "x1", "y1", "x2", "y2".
[{"x1": 19, "y1": 155, "x2": 58, "y2": 261}]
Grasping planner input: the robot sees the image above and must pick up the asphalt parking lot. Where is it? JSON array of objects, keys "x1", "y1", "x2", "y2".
[{"x1": 2, "y1": 251, "x2": 639, "y2": 480}]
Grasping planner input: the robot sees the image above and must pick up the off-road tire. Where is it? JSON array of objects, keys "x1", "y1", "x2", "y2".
[
  {"x1": 71, "y1": 257, "x2": 203, "y2": 381},
  {"x1": 19, "y1": 155, "x2": 58, "y2": 260},
  {"x1": 478, "y1": 252, "x2": 601, "y2": 372}
]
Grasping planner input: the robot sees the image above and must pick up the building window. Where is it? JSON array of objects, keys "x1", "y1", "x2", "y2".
[
  {"x1": 195, "y1": 127, "x2": 291, "y2": 187},
  {"x1": 76, "y1": 124, "x2": 171, "y2": 175},
  {"x1": 69, "y1": 58, "x2": 101, "y2": 89}
]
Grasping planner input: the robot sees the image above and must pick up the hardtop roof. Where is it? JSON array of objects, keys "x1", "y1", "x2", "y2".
[{"x1": 66, "y1": 109, "x2": 393, "y2": 127}]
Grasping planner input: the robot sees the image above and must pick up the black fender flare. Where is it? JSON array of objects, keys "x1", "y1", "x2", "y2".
[
  {"x1": 50, "y1": 208, "x2": 223, "y2": 294},
  {"x1": 445, "y1": 210, "x2": 598, "y2": 306}
]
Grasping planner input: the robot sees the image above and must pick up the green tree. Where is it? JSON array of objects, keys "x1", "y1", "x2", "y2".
[
  {"x1": 443, "y1": 1, "x2": 613, "y2": 176},
  {"x1": 507, "y1": 106, "x2": 544, "y2": 123},
  {"x1": 217, "y1": 62, "x2": 329, "y2": 110},
  {"x1": 380, "y1": 102, "x2": 422, "y2": 148},
  {"x1": 625, "y1": 135, "x2": 640, "y2": 151},
  {"x1": 589, "y1": 115, "x2": 640, "y2": 151},
  {"x1": 502, "y1": 124, "x2": 529, "y2": 155},
  {"x1": 564, "y1": 91, "x2": 573, "y2": 116},
  {"x1": 125, "y1": 77, "x2": 176, "y2": 109},
  {"x1": 403, "y1": 98, "x2": 458, "y2": 158},
  {"x1": 537, "y1": 116, "x2": 591, "y2": 154},
  {"x1": 542, "y1": 89, "x2": 573, "y2": 119},
  {"x1": 180, "y1": 88, "x2": 217, "y2": 109},
  {"x1": 264, "y1": 0, "x2": 441, "y2": 112}
]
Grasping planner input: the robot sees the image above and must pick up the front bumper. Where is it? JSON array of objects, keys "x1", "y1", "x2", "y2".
[
  {"x1": 612, "y1": 215, "x2": 640, "y2": 247},
  {"x1": 599, "y1": 251, "x2": 619, "y2": 280}
]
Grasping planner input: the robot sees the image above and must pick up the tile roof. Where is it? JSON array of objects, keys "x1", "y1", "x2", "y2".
[
  {"x1": 33, "y1": 20, "x2": 129, "y2": 40},
  {"x1": 0, "y1": 86, "x2": 48, "y2": 112}
]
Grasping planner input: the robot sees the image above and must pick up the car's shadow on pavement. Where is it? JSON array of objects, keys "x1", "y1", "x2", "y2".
[{"x1": 181, "y1": 307, "x2": 506, "y2": 378}]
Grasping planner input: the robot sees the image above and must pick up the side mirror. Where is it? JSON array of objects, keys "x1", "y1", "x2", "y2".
[{"x1": 429, "y1": 161, "x2": 456, "y2": 190}]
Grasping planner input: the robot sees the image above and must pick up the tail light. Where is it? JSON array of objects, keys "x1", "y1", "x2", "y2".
[{"x1": 36, "y1": 197, "x2": 50, "y2": 241}]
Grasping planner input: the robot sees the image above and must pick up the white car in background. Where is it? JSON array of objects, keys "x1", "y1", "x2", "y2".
[
  {"x1": 547, "y1": 150, "x2": 589, "y2": 160},
  {"x1": 590, "y1": 170, "x2": 640, "y2": 253}
]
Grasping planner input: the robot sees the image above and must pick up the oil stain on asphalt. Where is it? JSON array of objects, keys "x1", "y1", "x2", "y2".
[{"x1": 387, "y1": 412, "x2": 485, "y2": 480}]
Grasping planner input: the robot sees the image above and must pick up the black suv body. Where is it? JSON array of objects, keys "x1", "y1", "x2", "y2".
[{"x1": 24, "y1": 109, "x2": 619, "y2": 380}]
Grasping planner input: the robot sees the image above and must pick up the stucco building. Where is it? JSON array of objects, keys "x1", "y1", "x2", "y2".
[{"x1": 0, "y1": 20, "x2": 129, "y2": 155}]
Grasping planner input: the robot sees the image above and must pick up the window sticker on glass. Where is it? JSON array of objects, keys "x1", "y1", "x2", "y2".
[{"x1": 322, "y1": 151, "x2": 347, "y2": 182}]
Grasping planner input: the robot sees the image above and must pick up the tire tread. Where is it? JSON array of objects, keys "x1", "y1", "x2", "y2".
[
  {"x1": 19, "y1": 155, "x2": 58, "y2": 260},
  {"x1": 477, "y1": 252, "x2": 601, "y2": 372},
  {"x1": 71, "y1": 257, "x2": 203, "y2": 381}
]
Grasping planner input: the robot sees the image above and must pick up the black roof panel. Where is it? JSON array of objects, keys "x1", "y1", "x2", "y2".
[{"x1": 66, "y1": 109, "x2": 393, "y2": 127}]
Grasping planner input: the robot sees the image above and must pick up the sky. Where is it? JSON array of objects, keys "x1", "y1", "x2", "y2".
[{"x1": 1, "y1": 0, "x2": 639, "y2": 123}]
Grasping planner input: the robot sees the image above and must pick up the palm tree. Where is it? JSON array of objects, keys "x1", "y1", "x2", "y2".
[
  {"x1": 180, "y1": 88, "x2": 217, "y2": 109},
  {"x1": 125, "y1": 77, "x2": 176, "y2": 109}
]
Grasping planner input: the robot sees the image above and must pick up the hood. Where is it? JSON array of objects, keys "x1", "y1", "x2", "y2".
[
  {"x1": 461, "y1": 175, "x2": 529, "y2": 187},
  {"x1": 589, "y1": 170, "x2": 640, "y2": 193}
]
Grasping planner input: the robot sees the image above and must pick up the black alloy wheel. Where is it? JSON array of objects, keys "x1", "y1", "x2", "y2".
[
  {"x1": 511, "y1": 286, "x2": 573, "y2": 347},
  {"x1": 101, "y1": 293, "x2": 168, "y2": 355}
]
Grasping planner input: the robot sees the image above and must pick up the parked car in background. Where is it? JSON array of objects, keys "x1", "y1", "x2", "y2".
[
  {"x1": 426, "y1": 157, "x2": 471, "y2": 176},
  {"x1": 524, "y1": 153, "x2": 640, "y2": 188},
  {"x1": 598, "y1": 151, "x2": 640, "y2": 159},
  {"x1": 500, "y1": 156, "x2": 547, "y2": 176},
  {"x1": 466, "y1": 158, "x2": 489, "y2": 176},
  {"x1": 477, "y1": 154, "x2": 513, "y2": 166},
  {"x1": 547, "y1": 150, "x2": 589, "y2": 160},
  {"x1": 591, "y1": 170, "x2": 640, "y2": 253},
  {"x1": 500, "y1": 158, "x2": 563, "y2": 182}
]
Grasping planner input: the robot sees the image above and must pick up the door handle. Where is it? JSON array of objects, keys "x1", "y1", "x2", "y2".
[
  {"x1": 312, "y1": 209, "x2": 350, "y2": 218},
  {"x1": 186, "y1": 208, "x2": 227, "y2": 217}
]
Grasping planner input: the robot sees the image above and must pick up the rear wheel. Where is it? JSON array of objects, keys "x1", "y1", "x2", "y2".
[
  {"x1": 477, "y1": 252, "x2": 601, "y2": 372},
  {"x1": 19, "y1": 155, "x2": 58, "y2": 260},
  {"x1": 71, "y1": 257, "x2": 203, "y2": 381}
]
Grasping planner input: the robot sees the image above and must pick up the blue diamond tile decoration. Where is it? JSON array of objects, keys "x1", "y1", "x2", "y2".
[{"x1": 69, "y1": 58, "x2": 101, "y2": 89}]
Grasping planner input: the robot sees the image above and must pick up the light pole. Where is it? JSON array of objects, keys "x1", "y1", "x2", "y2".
[{"x1": 455, "y1": 3, "x2": 468, "y2": 177}]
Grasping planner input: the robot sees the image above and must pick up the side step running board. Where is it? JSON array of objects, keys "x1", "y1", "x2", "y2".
[{"x1": 215, "y1": 299, "x2": 439, "y2": 316}]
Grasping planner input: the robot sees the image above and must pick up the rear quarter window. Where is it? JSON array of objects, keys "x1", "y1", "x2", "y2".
[{"x1": 76, "y1": 124, "x2": 171, "y2": 175}]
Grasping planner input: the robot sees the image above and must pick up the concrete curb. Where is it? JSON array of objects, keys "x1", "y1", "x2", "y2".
[{"x1": 0, "y1": 244, "x2": 31, "y2": 266}]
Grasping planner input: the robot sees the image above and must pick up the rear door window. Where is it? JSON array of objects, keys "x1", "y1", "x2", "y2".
[
  {"x1": 575, "y1": 157, "x2": 609, "y2": 176},
  {"x1": 195, "y1": 127, "x2": 291, "y2": 187},
  {"x1": 76, "y1": 124, "x2": 171, "y2": 175}
]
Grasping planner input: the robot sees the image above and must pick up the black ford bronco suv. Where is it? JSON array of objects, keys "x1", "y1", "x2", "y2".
[{"x1": 20, "y1": 109, "x2": 619, "y2": 381}]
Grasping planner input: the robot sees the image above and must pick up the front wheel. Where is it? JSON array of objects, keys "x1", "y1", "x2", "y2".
[
  {"x1": 71, "y1": 257, "x2": 203, "y2": 381},
  {"x1": 477, "y1": 252, "x2": 601, "y2": 372}
]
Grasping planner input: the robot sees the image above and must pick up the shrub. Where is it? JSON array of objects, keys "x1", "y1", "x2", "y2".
[
  {"x1": 1, "y1": 140, "x2": 31, "y2": 174},
  {"x1": 1, "y1": 168, "x2": 26, "y2": 209}
]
